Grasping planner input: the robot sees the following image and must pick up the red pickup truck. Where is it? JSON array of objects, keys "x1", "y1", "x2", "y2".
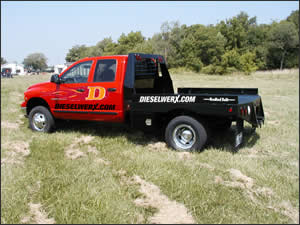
[{"x1": 21, "y1": 53, "x2": 264, "y2": 151}]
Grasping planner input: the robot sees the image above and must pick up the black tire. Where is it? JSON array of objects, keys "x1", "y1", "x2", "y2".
[
  {"x1": 165, "y1": 115, "x2": 207, "y2": 151},
  {"x1": 28, "y1": 106, "x2": 55, "y2": 133}
]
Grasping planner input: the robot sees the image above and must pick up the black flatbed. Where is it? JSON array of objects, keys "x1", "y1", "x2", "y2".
[{"x1": 125, "y1": 53, "x2": 265, "y2": 149}]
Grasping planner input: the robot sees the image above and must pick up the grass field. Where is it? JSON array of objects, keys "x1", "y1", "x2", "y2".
[{"x1": 1, "y1": 70, "x2": 299, "y2": 224}]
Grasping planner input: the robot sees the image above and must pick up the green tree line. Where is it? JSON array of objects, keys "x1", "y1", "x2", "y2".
[{"x1": 66, "y1": 10, "x2": 299, "y2": 75}]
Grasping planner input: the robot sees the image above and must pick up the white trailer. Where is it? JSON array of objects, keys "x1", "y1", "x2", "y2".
[{"x1": 1, "y1": 63, "x2": 25, "y2": 75}]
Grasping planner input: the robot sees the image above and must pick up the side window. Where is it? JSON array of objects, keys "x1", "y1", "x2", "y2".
[
  {"x1": 93, "y1": 59, "x2": 116, "y2": 82},
  {"x1": 61, "y1": 61, "x2": 92, "y2": 83}
]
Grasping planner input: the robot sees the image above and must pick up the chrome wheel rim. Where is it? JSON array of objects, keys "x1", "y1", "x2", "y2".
[
  {"x1": 32, "y1": 112, "x2": 47, "y2": 131},
  {"x1": 172, "y1": 124, "x2": 196, "y2": 150}
]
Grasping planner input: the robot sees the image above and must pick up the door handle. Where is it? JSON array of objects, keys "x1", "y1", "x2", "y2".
[
  {"x1": 76, "y1": 89, "x2": 85, "y2": 92},
  {"x1": 107, "y1": 88, "x2": 116, "y2": 92}
]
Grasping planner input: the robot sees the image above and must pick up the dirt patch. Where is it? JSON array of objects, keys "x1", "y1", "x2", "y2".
[
  {"x1": 11, "y1": 142, "x2": 30, "y2": 156},
  {"x1": 1, "y1": 141, "x2": 30, "y2": 166},
  {"x1": 117, "y1": 169, "x2": 130, "y2": 186},
  {"x1": 1, "y1": 157, "x2": 23, "y2": 166},
  {"x1": 255, "y1": 187, "x2": 274, "y2": 197},
  {"x1": 147, "y1": 141, "x2": 169, "y2": 152},
  {"x1": 20, "y1": 216, "x2": 31, "y2": 224},
  {"x1": 117, "y1": 169, "x2": 127, "y2": 176},
  {"x1": 215, "y1": 168, "x2": 274, "y2": 203},
  {"x1": 1, "y1": 121, "x2": 19, "y2": 129},
  {"x1": 65, "y1": 149, "x2": 86, "y2": 160},
  {"x1": 177, "y1": 152, "x2": 193, "y2": 160},
  {"x1": 77, "y1": 135, "x2": 94, "y2": 144},
  {"x1": 228, "y1": 168, "x2": 254, "y2": 188},
  {"x1": 133, "y1": 175, "x2": 195, "y2": 224},
  {"x1": 64, "y1": 135, "x2": 95, "y2": 160},
  {"x1": 214, "y1": 176, "x2": 224, "y2": 184},
  {"x1": 21, "y1": 203, "x2": 55, "y2": 224},
  {"x1": 268, "y1": 201, "x2": 299, "y2": 224},
  {"x1": 279, "y1": 201, "x2": 299, "y2": 224},
  {"x1": 64, "y1": 136, "x2": 112, "y2": 165},
  {"x1": 214, "y1": 169, "x2": 299, "y2": 220},
  {"x1": 94, "y1": 157, "x2": 110, "y2": 165}
]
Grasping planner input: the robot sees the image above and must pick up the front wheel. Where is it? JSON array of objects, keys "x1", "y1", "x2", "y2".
[
  {"x1": 165, "y1": 116, "x2": 207, "y2": 151},
  {"x1": 29, "y1": 106, "x2": 55, "y2": 133}
]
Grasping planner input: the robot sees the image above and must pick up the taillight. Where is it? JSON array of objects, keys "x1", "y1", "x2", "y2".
[
  {"x1": 158, "y1": 56, "x2": 164, "y2": 63},
  {"x1": 240, "y1": 106, "x2": 251, "y2": 116},
  {"x1": 135, "y1": 54, "x2": 142, "y2": 61}
]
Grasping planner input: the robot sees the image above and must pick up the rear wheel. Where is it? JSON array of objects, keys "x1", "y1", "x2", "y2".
[
  {"x1": 165, "y1": 116, "x2": 207, "y2": 151},
  {"x1": 29, "y1": 106, "x2": 55, "y2": 133}
]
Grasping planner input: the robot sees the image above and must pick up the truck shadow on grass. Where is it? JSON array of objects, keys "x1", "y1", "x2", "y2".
[
  {"x1": 55, "y1": 119, "x2": 163, "y2": 144},
  {"x1": 55, "y1": 121, "x2": 260, "y2": 154},
  {"x1": 206, "y1": 125, "x2": 260, "y2": 153}
]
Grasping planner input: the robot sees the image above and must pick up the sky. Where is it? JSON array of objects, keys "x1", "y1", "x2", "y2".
[{"x1": 1, "y1": 1, "x2": 299, "y2": 66}]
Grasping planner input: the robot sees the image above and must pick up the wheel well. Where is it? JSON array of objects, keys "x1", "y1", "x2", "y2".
[
  {"x1": 162, "y1": 109, "x2": 201, "y2": 128},
  {"x1": 162, "y1": 109, "x2": 230, "y2": 130},
  {"x1": 26, "y1": 98, "x2": 51, "y2": 115}
]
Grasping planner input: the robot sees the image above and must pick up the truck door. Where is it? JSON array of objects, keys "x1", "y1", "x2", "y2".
[
  {"x1": 86, "y1": 58, "x2": 124, "y2": 122},
  {"x1": 53, "y1": 58, "x2": 123, "y2": 122},
  {"x1": 52, "y1": 59, "x2": 96, "y2": 120}
]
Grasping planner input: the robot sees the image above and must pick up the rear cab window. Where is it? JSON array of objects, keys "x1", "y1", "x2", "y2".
[
  {"x1": 134, "y1": 58, "x2": 157, "y2": 90},
  {"x1": 93, "y1": 59, "x2": 117, "y2": 82},
  {"x1": 133, "y1": 55, "x2": 174, "y2": 94}
]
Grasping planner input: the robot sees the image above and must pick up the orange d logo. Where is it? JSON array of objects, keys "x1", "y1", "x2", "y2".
[{"x1": 85, "y1": 86, "x2": 106, "y2": 100}]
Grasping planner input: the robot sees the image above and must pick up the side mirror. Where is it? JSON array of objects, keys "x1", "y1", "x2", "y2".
[{"x1": 50, "y1": 74, "x2": 61, "y2": 83}]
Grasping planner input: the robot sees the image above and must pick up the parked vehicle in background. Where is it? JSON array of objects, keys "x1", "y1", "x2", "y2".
[
  {"x1": 43, "y1": 67, "x2": 55, "y2": 73},
  {"x1": 21, "y1": 53, "x2": 265, "y2": 151},
  {"x1": 1, "y1": 68, "x2": 13, "y2": 78}
]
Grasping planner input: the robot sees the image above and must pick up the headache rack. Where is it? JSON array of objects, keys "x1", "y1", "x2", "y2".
[{"x1": 135, "y1": 57, "x2": 158, "y2": 79}]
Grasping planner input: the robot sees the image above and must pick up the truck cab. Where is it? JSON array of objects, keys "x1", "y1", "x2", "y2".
[{"x1": 22, "y1": 55, "x2": 128, "y2": 123}]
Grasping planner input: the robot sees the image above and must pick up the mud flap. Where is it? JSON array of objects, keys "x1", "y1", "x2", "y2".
[{"x1": 234, "y1": 119, "x2": 244, "y2": 150}]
